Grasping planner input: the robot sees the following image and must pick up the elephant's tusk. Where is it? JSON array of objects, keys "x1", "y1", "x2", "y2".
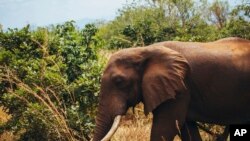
[
  {"x1": 175, "y1": 120, "x2": 181, "y2": 135},
  {"x1": 101, "y1": 115, "x2": 122, "y2": 141}
]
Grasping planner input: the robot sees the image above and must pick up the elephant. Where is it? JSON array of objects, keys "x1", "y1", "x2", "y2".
[{"x1": 93, "y1": 37, "x2": 250, "y2": 141}]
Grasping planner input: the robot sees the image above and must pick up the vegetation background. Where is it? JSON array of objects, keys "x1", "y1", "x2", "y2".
[{"x1": 0, "y1": 0, "x2": 249, "y2": 140}]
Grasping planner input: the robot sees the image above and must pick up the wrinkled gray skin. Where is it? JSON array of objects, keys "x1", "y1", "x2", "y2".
[{"x1": 93, "y1": 37, "x2": 250, "y2": 141}]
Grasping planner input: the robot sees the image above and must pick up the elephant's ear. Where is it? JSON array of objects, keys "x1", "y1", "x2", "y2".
[{"x1": 141, "y1": 47, "x2": 190, "y2": 115}]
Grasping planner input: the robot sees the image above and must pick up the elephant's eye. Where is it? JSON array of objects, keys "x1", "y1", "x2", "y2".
[{"x1": 112, "y1": 75, "x2": 129, "y2": 88}]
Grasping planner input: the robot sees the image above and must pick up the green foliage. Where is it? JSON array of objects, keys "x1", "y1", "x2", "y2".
[
  {"x1": 98, "y1": 5, "x2": 175, "y2": 49},
  {"x1": 231, "y1": 0, "x2": 250, "y2": 19},
  {"x1": 227, "y1": 1, "x2": 250, "y2": 39},
  {"x1": 54, "y1": 21, "x2": 98, "y2": 82},
  {"x1": 208, "y1": 0, "x2": 229, "y2": 29},
  {"x1": 221, "y1": 18, "x2": 250, "y2": 39},
  {"x1": 97, "y1": 0, "x2": 249, "y2": 49},
  {"x1": 0, "y1": 21, "x2": 105, "y2": 140}
]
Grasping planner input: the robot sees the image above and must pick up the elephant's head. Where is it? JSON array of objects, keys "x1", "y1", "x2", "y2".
[{"x1": 93, "y1": 46, "x2": 190, "y2": 141}]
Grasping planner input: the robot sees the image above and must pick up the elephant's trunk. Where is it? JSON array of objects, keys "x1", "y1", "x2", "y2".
[
  {"x1": 101, "y1": 115, "x2": 121, "y2": 141},
  {"x1": 93, "y1": 88, "x2": 127, "y2": 140},
  {"x1": 93, "y1": 103, "x2": 123, "y2": 141},
  {"x1": 93, "y1": 108, "x2": 113, "y2": 141}
]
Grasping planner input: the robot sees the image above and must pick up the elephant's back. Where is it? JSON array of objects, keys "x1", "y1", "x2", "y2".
[
  {"x1": 156, "y1": 39, "x2": 250, "y2": 124},
  {"x1": 158, "y1": 39, "x2": 250, "y2": 75}
]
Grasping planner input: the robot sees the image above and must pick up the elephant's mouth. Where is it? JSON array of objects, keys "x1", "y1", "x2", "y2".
[{"x1": 100, "y1": 115, "x2": 122, "y2": 141}]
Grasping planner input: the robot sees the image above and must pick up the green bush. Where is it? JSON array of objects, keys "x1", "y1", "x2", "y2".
[
  {"x1": 97, "y1": 0, "x2": 249, "y2": 49},
  {"x1": 0, "y1": 21, "x2": 105, "y2": 140}
]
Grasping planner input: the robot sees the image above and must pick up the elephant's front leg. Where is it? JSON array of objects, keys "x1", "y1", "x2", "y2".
[
  {"x1": 180, "y1": 121, "x2": 202, "y2": 141},
  {"x1": 151, "y1": 92, "x2": 190, "y2": 141}
]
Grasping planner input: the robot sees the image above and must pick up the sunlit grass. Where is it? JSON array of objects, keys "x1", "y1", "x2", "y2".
[
  {"x1": 0, "y1": 107, "x2": 15, "y2": 141},
  {"x1": 111, "y1": 103, "x2": 228, "y2": 141}
]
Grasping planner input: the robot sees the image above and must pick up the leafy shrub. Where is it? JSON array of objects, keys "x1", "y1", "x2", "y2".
[
  {"x1": 0, "y1": 21, "x2": 105, "y2": 140},
  {"x1": 97, "y1": 0, "x2": 249, "y2": 49}
]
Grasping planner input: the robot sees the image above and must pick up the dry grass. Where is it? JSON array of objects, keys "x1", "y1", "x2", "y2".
[
  {"x1": 111, "y1": 103, "x2": 228, "y2": 141},
  {"x1": 0, "y1": 107, "x2": 10, "y2": 124},
  {"x1": 111, "y1": 103, "x2": 182, "y2": 141},
  {"x1": 0, "y1": 107, "x2": 15, "y2": 141},
  {"x1": 112, "y1": 103, "x2": 152, "y2": 141},
  {"x1": 0, "y1": 66, "x2": 76, "y2": 141}
]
